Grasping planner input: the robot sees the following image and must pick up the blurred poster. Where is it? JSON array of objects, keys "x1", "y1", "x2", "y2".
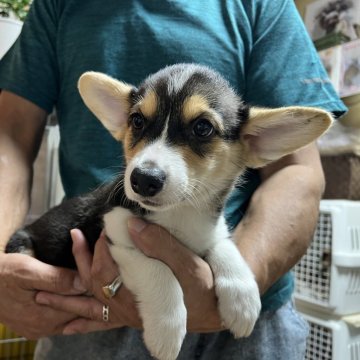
[
  {"x1": 340, "y1": 39, "x2": 360, "y2": 97},
  {"x1": 305, "y1": 0, "x2": 360, "y2": 49}
]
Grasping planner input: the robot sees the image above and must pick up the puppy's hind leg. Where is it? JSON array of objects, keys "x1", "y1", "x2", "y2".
[{"x1": 5, "y1": 230, "x2": 34, "y2": 256}]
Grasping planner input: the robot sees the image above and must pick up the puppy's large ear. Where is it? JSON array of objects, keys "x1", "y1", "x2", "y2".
[
  {"x1": 241, "y1": 106, "x2": 333, "y2": 168},
  {"x1": 78, "y1": 72, "x2": 134, "y2": 140}
]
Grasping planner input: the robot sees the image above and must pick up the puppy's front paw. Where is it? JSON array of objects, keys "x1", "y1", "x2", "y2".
[
  {"x1": 143, "y1": 306, "x2": 187, "y2": 360},
  {"x1": 216, "y1": 277, "x2": 261, "y2": 338}
]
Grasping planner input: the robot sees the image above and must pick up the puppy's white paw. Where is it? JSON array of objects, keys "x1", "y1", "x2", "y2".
[
  {"x1": 143, "y1": 307, "x2": 187, "y2": 360},
  {"x1": 216, "y1": 277, "x2": 261, "y2": 338}
]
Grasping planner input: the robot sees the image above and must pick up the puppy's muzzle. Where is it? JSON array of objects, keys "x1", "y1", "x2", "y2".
[{"x1": 130, "y1": 165, "x2": 166, "y2": 197}]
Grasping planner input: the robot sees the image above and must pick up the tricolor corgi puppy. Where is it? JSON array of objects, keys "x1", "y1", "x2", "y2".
[{"x1": 6, "y1": 64, "x2": 333, "y2": 360}]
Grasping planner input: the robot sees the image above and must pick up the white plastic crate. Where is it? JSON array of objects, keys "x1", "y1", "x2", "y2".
[
  {"x1": 296, "y1": 305, "x2": 360, "y2": 360},
  {"x1": 294, "y1": 200, "x2": 360, "y2": 315},
  {"x1": 0, "y1": 18, "x2": 22, "y2": 60}
]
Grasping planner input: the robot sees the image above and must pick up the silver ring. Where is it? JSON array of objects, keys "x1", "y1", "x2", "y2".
[
  {"x1": 102, "y1": 275, "x2": 122, "y2": 299},
  {"x1": 102, "y1": 305, "x2": 109, "y2": 322}
]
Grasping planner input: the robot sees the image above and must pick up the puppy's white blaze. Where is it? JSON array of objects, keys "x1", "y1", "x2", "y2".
[
  {"x1": 167, "y1": 67, "x2": 196, "y2": 95},
  {"x1": 160, "y1": 113, "x2": 170, "y2": 142},
  {"x1": 124, "y1": 139, "x2": 189, "y2": 209}
]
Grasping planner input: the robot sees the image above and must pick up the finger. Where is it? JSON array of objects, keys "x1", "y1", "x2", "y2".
[
  {"x1": 91, "y1": 233, "x2": 120, "y2": 288},
  {"x1": 63, "y1": 318, "x2": 118, "y2": 335},
  {"x1": 21, "y1": 256, "x2": 86, "y2": 294},
  {"x1": 36, "y1": 291, "x2": 104, "y2": 322},
  {"x1": 127, "y1": 217, "x2": 206, "y2": 283},
  {"x1": 93, "y1": 233, "x2": 118, "y2": 271},
  {"x1": 3, "y1": 302, "x2": 79, "y2": 339},
  {"x1": 71, "y1": 229, "x2": 93, "y2": 288}
]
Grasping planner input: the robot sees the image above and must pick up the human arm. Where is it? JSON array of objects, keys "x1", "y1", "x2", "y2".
[
  {"x1": 0, "y1": 91, "x2": 85, "y2": 338},
  {"x1": 0, "y1": 90, "x2": 46, "y2": 250},
  {"x1": 234, "y1": 142, "x2": 324, "y2": 294}
]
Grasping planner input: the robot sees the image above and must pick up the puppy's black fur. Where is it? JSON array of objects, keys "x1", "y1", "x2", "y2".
[{"x1": 6, "y1": 178, "x2": 145, "y2": 268}]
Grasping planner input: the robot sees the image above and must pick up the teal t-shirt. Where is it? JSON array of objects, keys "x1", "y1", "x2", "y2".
[{"x1": 0, "y1": 0, "x2": 346, "y2": 313}]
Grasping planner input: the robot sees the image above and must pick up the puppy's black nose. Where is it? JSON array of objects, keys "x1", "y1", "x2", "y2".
[{"x1": 130, "y1": 166, "x2": 166, "y2": 197}]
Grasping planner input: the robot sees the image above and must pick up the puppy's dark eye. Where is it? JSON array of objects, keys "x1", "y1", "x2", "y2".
[
  {"x1": 130, "y1": 113, "x2": 145, "y2": 130},
  {"x1": 192, "y1": 119, "x2": 214, "y2": 138}
]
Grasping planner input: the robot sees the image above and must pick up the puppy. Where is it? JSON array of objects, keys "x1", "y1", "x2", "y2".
[{"x1": 6, "y1": 64, "x2": 333, "y2": 360}]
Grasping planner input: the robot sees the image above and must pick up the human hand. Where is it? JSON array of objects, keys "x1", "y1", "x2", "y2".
[
  {"x1": 128, "y1": 218, "x2": 222, "y2": 333},
  {"x1": 0, "y1": 252, "x2": 86, "y2": 339},
  {"x1": 36, "y1": 229, "x2": 141, "y2": 334},
  {"x1": 36, "y1": 219, "x2": 223, "y2": 335}
]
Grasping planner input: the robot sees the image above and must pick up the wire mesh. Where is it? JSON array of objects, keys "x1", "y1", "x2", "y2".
[
  {"x1": 294, "y1": 211, "x2": 332, "y2": 304},
  {"x1": 305, "y1": 321, "x2": 333, "y2": 360}
]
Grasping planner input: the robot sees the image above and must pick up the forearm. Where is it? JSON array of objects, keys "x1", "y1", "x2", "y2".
[
  {"x1": 234, "y1": 144, "x2": 325, "y2": 294},
  {"x1": 0, "y1": 136, "x2": 32, "y2": 251},
  {"x1": 0, "y1": 91, "x2": 47, "y2": 251}
]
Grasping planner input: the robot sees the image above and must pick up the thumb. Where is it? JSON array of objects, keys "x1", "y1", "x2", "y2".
[{"x1": 127, "y1": 217, "x2": 201, "y2": 279}]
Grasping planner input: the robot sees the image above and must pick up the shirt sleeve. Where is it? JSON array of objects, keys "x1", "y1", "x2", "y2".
[
  {"x1": 0, "y1": 0, "x2": 59, "y2": 113},
  {"x1": 244, "y1": 0, "x2": 347, "y2": 118}
]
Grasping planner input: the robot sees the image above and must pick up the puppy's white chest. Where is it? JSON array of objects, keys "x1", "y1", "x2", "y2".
[
  {"x1": 147, "y1": 208, "x2": 229, "y2": 255},
  {"x1": 103, "y1": 206, "x2": 229, "y2": 256}
]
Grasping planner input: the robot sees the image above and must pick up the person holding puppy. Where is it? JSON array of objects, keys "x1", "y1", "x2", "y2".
[{"x1": 0, "y1": 0, "x2": 346, "y2": 359}]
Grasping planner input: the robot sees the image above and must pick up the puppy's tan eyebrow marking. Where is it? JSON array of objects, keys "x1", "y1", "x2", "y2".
[
  {"x1": 182, "y1": 95, "x2": 210, "y2": 123},
  {"x1": 137, "y1": 90, "x2": 158, "y2": 118},
  {"x1": 182, "y1": 94, "x2": 224, "y2": 131}
]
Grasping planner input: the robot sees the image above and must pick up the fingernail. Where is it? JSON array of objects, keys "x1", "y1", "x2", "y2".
[
  {"x1": 128, "y1": 217, "x2": 147, "y2": 233},
  {"x1": 36, "y1": 293, "x2": 49, "y2": 305},
  {"x1": 70, "y1": 229, "x2": 80, "y2": 241},
  {"x1": 73, "y1": 275, "x2": 86, "y2": 292}
]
